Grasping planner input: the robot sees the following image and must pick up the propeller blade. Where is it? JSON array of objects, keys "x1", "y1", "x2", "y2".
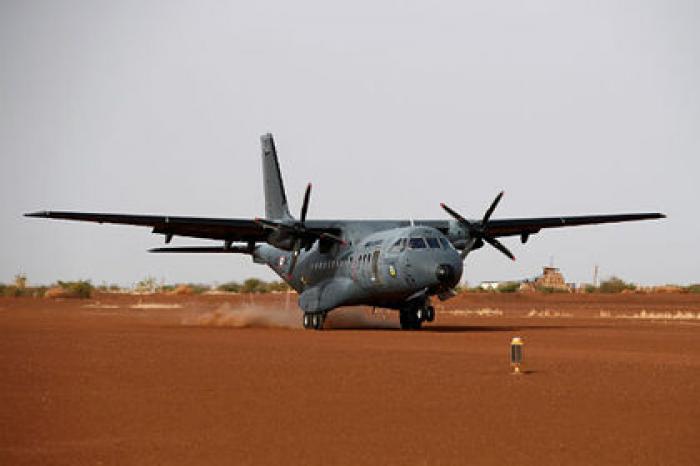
[
  {"x1": 440, "y1": 203, "x2": 472, "y2": 228},
  {"x1": 300, "y1": 183, "x2": 312, "y2": 224},
  {"x1": 482, "y1": 191, "x2": 504, "y2": 226},
  {"x1": 484, "y1": 236, "x2": 516, "y2": 261}
]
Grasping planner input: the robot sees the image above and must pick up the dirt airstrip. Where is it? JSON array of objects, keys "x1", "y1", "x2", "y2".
[{"x1": 0, "y1": 292, "x2": 699, "y2": 465}]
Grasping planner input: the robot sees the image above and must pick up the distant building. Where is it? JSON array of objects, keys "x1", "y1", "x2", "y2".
[{"x1": 519, "y1": 266, "x2": 571, "y2": 292}]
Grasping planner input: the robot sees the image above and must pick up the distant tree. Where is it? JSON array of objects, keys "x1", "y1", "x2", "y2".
[
  {"x1": 56, "y1": 280, "x2": 93, "y2": 299},
  {"x1": 135, "y1": 276, "x2": 158, "y2": 293},
  {"x1": 584, "y1": 284, "x2": 598, "y2": 293},
  {"x1": 497, "y1": 282, "x2": 520, "y2": 293},
  {"x1": 242, "y1": 278, "x2": 265, "y2": 293},
  {"x1": 599, "y1": 276, "x2": 636, "y2": 293},
  {"x1": 266, "y1": 281, "x2": 291, "y2": 292},
  {"x1": 218, "y1": 281, "x2": 242, "y2": 293},
  {"x1": 685, "y1": 284, "x2": 700, "y2": 294}
]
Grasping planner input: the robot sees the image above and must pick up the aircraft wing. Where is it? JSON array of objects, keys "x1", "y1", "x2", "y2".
[
  {"x1": 480, "y1": 212, "x2": 665, "y2": 238},
  {"x1": 24, "y1": 211, "x2": 267, "y2": 243}
]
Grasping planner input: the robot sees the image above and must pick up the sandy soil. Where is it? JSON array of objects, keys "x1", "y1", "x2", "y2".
[{"x1": 0, "y1": 292, "x2": 698, "y2": 465}]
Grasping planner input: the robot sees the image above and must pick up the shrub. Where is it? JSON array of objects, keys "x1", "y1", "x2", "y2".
[
  {"x1": 218, "y1": 281, "x2": 242, "y2": 293},
  {"x1": 599, "y1": 276, "x2": 636, "y2": 294},
  {"x1": 497, "y1": 282, "x2": 520, "y2": 293},
  {"x1": 185, "y1": 283, "x2": 210, "y2": 294},
  {"x1": 685, "y1": 284, "x2": 700, "y2": 294},
  {"x1": 536, "y1": 285, "x2": 569, "y2": 294},
  {"x1": 170, "y1": 284, "x2": 193, "y2": 295},
  {"x1": 242, "y1": 278, "x2": 266, "y2": 293},
  {"x1": 3, "y1": 285, "x2": 21, "y2": 297},
  {"x1": 266, "y1": 281, "x2": 291, "y2": 292},
  {"x1": 51, "y1": 280, "x2": 93, "y2": 299},
  {"x1": 135, "y1": 276, "x2": 158, "y2": 293}
]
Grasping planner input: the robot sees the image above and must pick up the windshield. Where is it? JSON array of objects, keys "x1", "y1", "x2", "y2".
[
  {"x1": 408, "y1": 237, "x2": 427, "y2": 249},
  {"x1": 426, "y1": 237, "x2": 440, "y2": 249}
]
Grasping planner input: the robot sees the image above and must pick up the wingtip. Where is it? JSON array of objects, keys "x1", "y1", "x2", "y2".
[{"x1": 24, "y1": 211, "x2": 49, "y2": 218}]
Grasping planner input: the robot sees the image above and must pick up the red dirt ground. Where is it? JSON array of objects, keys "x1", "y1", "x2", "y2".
[{"x1": 1, "y1": 292, "x2": 698, "y2": 465}]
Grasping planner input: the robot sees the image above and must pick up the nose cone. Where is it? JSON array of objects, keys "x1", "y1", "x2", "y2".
[{"x1": 436, "y1": 263, "x2": 460, "y2": 288}]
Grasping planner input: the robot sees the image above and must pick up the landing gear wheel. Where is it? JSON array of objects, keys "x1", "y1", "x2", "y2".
[
  {"x1": 399, "y1": 308, "x2": 422, "y2": 330},
  {"x1": 303, "y1": 313, "x2": 312, "y2": 329},
  {"x1": 426, "y1": 306, "x2": 435, "y2": 323},
  {"x1": 312, "y1": 313, "x2": 325, "y2": 330}
]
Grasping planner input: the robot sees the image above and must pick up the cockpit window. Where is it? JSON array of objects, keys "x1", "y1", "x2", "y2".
[
  {"x1": 439, "y1": 237, "x2": 452, "y2": 249},
  {"x1": 426, "y1": 237, "x2": 440, "y2": 249},
  {"x1": 408, "y1": 237, "x2": 427, "y2": 249},
  {"x1": 389, "y1": 238, "x2": 406, "y2": 253}
]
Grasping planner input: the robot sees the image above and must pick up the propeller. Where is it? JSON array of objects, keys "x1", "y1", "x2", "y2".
[
  {"x1": 440, "y1": 191, "x2": 516, "y2": 261},
  {"x1": 255, "y1": 183, "x2": 345, "y2": 277}
]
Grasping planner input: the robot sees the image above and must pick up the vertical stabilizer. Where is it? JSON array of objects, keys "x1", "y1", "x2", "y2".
[{"x1": 261, "y1": 133, "x2": 293, "y2": 220}]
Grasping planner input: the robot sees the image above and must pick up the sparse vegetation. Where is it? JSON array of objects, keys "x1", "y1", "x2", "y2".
[
  {"x1": 58, "y1": 280, "x2": 94, "y2": 299},
  {"x1": 217, "y1": 279, "x2": 289, "y2": 293},
  {"x1": 134, "y1": 276, "x2": 159, "y2": 294},
  {"x1": 44, "y1": 280, "x2": 93, "y2": 299},
  {"x1": 536, "y1": 285, "x2": 569, "y2": 294},
  {"x1": 497, "y1": 282, "x2": 520, "y2": 293},
  {"x1": 184, "y1": 283, "x2": 210, "y2": 294},
  {"x1": 0, "y1": 275, "x2": 47, "y2": 297},
  {"x1": 685, "y1": 284, "x2": 700, "y2": 294},
  {"x1": 585, "y1": 284, "x2": 598, "y2": 293},
  {"x1": 218, "y1": 281, "x2": 242, "y2": 293},
  {"x1": 598, "y1": 276, "x2": 636, "y2": 294}
]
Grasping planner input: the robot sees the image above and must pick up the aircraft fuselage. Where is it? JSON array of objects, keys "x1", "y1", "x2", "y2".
[{"x1": 255, "y1": 225, "x2": 462, "y2": 319}]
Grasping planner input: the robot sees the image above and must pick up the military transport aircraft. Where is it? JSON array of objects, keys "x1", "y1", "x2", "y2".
[{"x1": 26, "y1": 134, "x2": 664, "y2": 330}]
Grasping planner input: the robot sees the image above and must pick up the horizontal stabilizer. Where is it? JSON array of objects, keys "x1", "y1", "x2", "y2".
[{"x1": 149, "y1": 246, "x2": 253, "y2": 254}]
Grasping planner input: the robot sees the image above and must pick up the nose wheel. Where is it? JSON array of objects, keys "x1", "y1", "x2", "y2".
[
  {"x1": 399, "y1": 302, "x2": 435, "y2": 330},
  {"x1": 303, "y1": 312, "x2": 325, "y2": 330}
]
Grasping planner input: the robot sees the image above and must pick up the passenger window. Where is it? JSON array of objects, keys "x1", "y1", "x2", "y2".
[
  {"x1": 439, "y1": 237, "x2": 452, "y2": 249},
  {"x1": 426, "y1": 237, "x2": 440, "y2": 249},
  {"x1": 408, "y1": 237, "x2": 427, "y2": 249}
]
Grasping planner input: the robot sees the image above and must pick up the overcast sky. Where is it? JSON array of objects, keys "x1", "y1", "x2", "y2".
[{"x1": 1, "y1": 0, "x2": 698, "y2": 287}]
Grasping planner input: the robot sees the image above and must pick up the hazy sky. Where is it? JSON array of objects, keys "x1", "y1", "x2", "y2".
[{"x1": 1, "y1": 0, "x2": 698, "y2": 287}]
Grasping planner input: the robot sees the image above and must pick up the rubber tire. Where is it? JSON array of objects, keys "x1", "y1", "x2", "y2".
[{"x1": 400, "y1": 310, "x2": 422, "y2": 330}]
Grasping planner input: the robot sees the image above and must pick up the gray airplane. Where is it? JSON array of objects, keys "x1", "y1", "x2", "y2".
[{"x1": 26, "y1": 134, "x2": 664, "y2": 330}]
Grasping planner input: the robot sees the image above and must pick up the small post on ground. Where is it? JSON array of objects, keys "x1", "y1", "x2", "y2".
[{"x1": 510, "y1": 336, "x2": 524, "y2": 375}]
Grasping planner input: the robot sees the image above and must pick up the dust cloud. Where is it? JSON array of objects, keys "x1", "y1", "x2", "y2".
[
  {"x1": 182, "y1": 304, "x2": 399, "y2": 330},
  {"x1": 183, "y1": 303, "x2": 300, "y2": 329}
]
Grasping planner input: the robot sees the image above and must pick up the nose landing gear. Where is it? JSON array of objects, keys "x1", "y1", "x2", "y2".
[
  {"x1": 399, "y1": 300, "x2": 435, "y2": 330},
  {"x1": 302, "y1": 312, "x2": 326, "y2": 330}
]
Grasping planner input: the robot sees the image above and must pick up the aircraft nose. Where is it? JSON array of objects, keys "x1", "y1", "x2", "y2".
[{"x1": 435, "y1": 264, "x2": 458, "y2": 287}]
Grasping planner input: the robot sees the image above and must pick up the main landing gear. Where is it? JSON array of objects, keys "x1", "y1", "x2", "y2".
[
  {"x1": 302, "y1": 312, "x2": 325, "y2": 330},
  {"x1": 399, "y1": 300, "x2": 435, "y2": 330}
]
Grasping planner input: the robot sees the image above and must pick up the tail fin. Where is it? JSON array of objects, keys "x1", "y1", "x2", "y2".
[{"x1": 260, "y1": 133, "x2": 292, "y2": 220}]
